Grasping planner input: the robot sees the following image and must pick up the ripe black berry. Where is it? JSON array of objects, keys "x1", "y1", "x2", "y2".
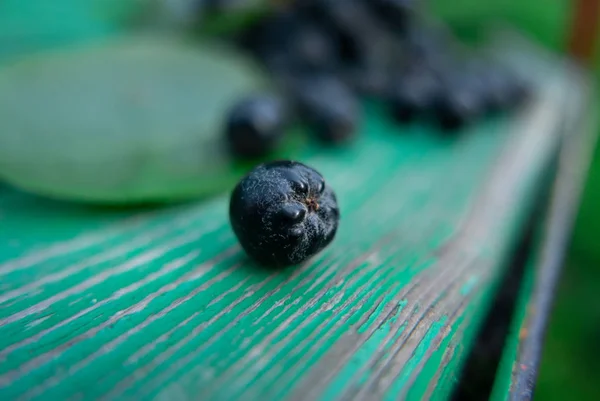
[
  {"x1": 403, "y1": 20, "x2": 454, "y2": 69},
  {"x1": 388, "y1": 68, "x2": 440, "y2": 123},
  {"x1": 433, "y1": 73, "x2": 484, "y2": 131},
  {"x1": 346, "y1": 65, "x2": 390, "y2": 97},
  {"x1": 243, "y1": 11, "x2": 337, "y2": 77},
  {"x1": 493, "y1": 68, "x2": 531, "y2": 109},
  {"x1": 465, "y1": 60, "x2": 531, "y2": 113},
  {"x1": 225, "y1": 94, "x2": 287, "y2": 158},
  {"x1": 297, "y1": 0, "x2": 382, "y2": 69},
  {"x1": 229, "y1": 160, "x2": 340, "y2": 267},
  {"x1": 470, "y1": 62, "x2": 513, "y2": 113},
  {"x1": 291, "y1": 75, "x2": 360, "y2": 144},
  {"x1": 365, "y1": 0, "x2": 414, "y2": 34}
]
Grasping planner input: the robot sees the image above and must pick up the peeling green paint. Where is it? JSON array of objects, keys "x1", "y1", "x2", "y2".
[{"x1": 384, "y1": 316, "x2": 449, "y2": 401}]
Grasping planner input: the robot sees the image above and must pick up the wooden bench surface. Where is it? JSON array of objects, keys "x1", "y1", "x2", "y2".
[
  {"x1": 491, "y1": 63, "x2": 596, "y2": 401},
  {"x1": 0, "y1": 37, "x2": 592, "y2": 401}
]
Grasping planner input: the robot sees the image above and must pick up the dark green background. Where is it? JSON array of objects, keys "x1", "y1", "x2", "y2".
[{"x1": 431, "y1": 1, "x2": 600, "y2": 400}]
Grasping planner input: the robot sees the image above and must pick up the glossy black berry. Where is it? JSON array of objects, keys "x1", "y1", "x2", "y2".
[
  {"x1": 471, "y1": 62, "x2": 513, "y2": 113},
  {"x1": 433, "y1": 74, "x2": 484, "y2": 131},
  {"x1": 242, "y1": 11, "x2": 337, "y2": 77},
  {"x1": 229, "y1": 160, "x2": 340, "y2": 267},
  {"x1": 465, "y1": 60, "x2": 531, "y2": 113},
  {"x1": 493, "y1": 68, "x2": 531, "y2": 108},
  {"x1": 365, "y1": 0, "x2": 415, "y2": 34},
  {"x1": 297, "y1": 0, "x2": 383, "y2": 69},
  {"x1": 225, "y1": 94, "x2": 287, "y2": 158},
  {"x1": 345, "y1": 65, "x2": 390, "y2": 97},
  {"x1": 291, "y1": 75, "x2": 360, "y2": 144},
  {"x1": 388, "y1": 68, "x2": 440, "y2": 123},
  {"x1": 287, "y1": 21, "x2": 338, "y2": 75},
  {"x1": 403, "y1": 20, "x2": 454, "y2": 69}
]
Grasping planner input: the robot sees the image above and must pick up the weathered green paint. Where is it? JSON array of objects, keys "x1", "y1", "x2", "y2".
[
  {"x1": 490, "y1": 76, "x2": 597, "y2": 401},
  {"x1": 460, "y1": 276, "x2": 479, "y2": 296},
  {"x1": 384, "y1": 316, "x2": 448, "y2": 401},
  {"x1": 0, "y1": 48, "x2": 585, "y2": 400},
  {"x1": 490, "y1": 255, "x2": 537, "y2": 401},
  {"x1": 319, "y1": 299, "x2": 408, "y2": 401}
]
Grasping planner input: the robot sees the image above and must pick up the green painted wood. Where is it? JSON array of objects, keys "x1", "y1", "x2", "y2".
[
  {"x1": 490, "y1": 70, "x2": 597, "y2": 401},
  {"x1": 491, "y1": 244, "x2": 538, "y2": 401},
  {"x1": 0, "y1": 44, "x2": 584, "y2": 400}
]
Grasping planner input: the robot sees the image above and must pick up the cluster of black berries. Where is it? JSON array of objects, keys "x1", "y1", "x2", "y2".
[
  {"x1": 223, "y1": 0, "x2": 530, "y2": 159},
  {"x1": 226, "y1": 1, "x2": 531, "y2": 268}
]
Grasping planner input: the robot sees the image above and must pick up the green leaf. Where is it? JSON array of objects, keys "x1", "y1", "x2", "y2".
[
  {"x1": 142, "y1": 0, "x2": 272, "y2": 37},
  {"x1": 0, "y1": 35, "x2": 291, "y2": 204}
]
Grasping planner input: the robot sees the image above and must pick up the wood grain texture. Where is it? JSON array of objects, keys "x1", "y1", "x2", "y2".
[
  {"x1": 0, "y1": 48, "x2": 584, "y2": 400},
  {"x1": 491, "y1": 68, "x2": 597, "y2": 401}
]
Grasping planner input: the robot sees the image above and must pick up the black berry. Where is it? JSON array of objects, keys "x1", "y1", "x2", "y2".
[
  {"x1": 291, "y1": 75, "x2": 360, "y2": 144},
  {"x1": 499, "y1": 69, "x2": 531, "y2": 108},
  {"x1": 403, "y1": 20, "x2": 455, "y2": 69},
  {"x1": 433, "y1": 74, "x2": 484, "y2": 131},
  {"x1": 365, "y1": 0, "x2": 415, "y2": 34},
  {"x1": 346, "y1": 65, "x2": 390, "y2": 97},
  {"x1": 298, "y1": 0, "x2": 384, "y2": 69},
  {"x1": 287, "y1": 21, "x2": 338, "y2": 75},
  {"x1": 229, "y1": 160, "x2": 340, "y2": 267},
  {"x1": 466, "y1": 60, "x2": 531, "y2": 113},
  {"x1": 473, "y1": 63, "x2": 513, "y2": 113},
  {"x1": 242, "y1": 11, "x2": 337, "y2": 77},
  {"x1": 225, "y1": 94, "x2": 287, "y2": 158},
  {"x1": 388, "y1": 68, "x2": 440, "y2": 123}
]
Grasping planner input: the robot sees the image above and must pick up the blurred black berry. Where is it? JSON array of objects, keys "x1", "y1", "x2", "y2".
[
  {"x1": 433, "y1": 74, "x2": 485, "y2": 131},
  {"x1": 466, "y1": 60, "x2": 532, "y2": 113},
  {"x1": 240, "y1": 11, "x2": 338, "y2": 77},
  {"x1": 388, "y1": 68, "x2": 440, "y2": 123},
  {"x1": 225, "y1": 94, "x2": 287, "y2": 158},
  {"x1": 292, "y1": 75, "x2": 361, "y2": 144},
  {"x1": 365, "y1": 0, "x2": 415, "y2": 34}
]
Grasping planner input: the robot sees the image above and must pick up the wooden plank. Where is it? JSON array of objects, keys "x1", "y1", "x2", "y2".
[
  {"x1": 0, "y1": 45, "x2": 582, "y2": 400},
  {"x1": 490, "y1": 67, "x2": 597, "y2": 401}
]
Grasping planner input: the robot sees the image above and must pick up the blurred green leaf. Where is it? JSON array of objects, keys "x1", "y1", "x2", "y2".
[
  {"x1": 0, "y1": 36, "x2": 289, "y2": 204},
  {"x1": 143, "y1": 0, "x2": 273, "y2": 38}
]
